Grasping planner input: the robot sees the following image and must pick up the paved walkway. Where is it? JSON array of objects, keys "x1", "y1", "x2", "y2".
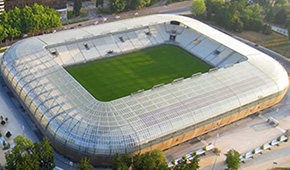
[{"x1": 0, "y1": 72, "x2": 39, "y2": 165}]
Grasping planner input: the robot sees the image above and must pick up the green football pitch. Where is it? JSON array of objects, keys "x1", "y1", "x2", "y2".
[{"x1": 66, "y1": 44, "x2": 211, "y2": 101}]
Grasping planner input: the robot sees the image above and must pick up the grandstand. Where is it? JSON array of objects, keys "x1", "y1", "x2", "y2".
[{"x1": 0, "y1": 14, "x2": 288, "y2": 166}]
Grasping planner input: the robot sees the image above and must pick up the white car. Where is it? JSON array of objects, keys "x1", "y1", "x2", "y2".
[
  {"x1": 93, "y1": 21, "x2": 99, "y2": 25},
  {"x1": 21, "y1": 34, "x2": 28, "y2": 38},
  {"x1": 115, "y1": 15, "x2": 120, "y2": 19},
  {"x1": 102, "y1": 17, "x2": 107, "y2": 22}
]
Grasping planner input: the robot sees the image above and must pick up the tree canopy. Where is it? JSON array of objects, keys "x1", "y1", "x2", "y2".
[
  {"x1": 0, "y1": 3, "x2": 61, "y2": 42},
  {"x1": 225, "y1": 149, "x2": 241, "y2": 170},
  {"x1": 76, "y1": 157, "x2": 93, "y2": 170},
  {"x1": 5, "y1": 136, "x2": 55, "y2": 170},
  {"x1": 73, "y1": 0, "x2": 82, "y2": 16},
  {"x1": 110, "y1": 0, "x2": 151, "y2": 13},
  {"x1": 203, "y1": 0, "x2": 264, "y2": 32},
  {"x1": 264, "y1": 0, "x2": 289, "y2": 25},
  {"x1": 191, "y1": 0, "x2": 206, "y2": 17},
  {"x1": 112, "y1": 150, "x2": 169, "y2": 170}
]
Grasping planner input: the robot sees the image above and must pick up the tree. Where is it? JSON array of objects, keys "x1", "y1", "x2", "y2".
[
  {"x1": 0, "y1": 25, "x2": 6, "y2": 43},
  {"x1": 20, "y1": 154, "x2": 34, "y2": 170},
  {"x1": 73, "y1": 0, "x2": 82, "y2": 16},
  {"x1": 231, "y1": 15, "x2": 244, "y2": 33},
  {"x1": 21, "y1": 6, "x2": 37, "y2": 33},
  {"x1": 0, "y1": 25, "x2": 8, "y2": 43},
  {"x1": 5, "y1": 135, "x2": 34, "y2": 170},
  {"x1": 225, "y1": 149, "x2": 241, "y2": 170},
  {"x1": 241, "y1": 4, "x2": 263, "y2": 31},
  {"x1": 150, "y1": 149, "x2": 167, "y2": 168},
  {"x1": 205, "y1": 0, "x2": 224, "y2": 20},
  {"x1": 5, "y1": 7, "x2": 22, "y2": 40},
  {"x1": 191, "y1": 0, "x2": 206, "y2": 17},
  {"x1": 110, "y1": 0, "x2": 127, "y2": 13},
  {"x1": 32, "y1": 142, "x2": 40, "y2": 170},
  {"x1": 274, "y1": 8, "x2": 287, "y2": 24},
  {"x1": 275, "y1": 0, "x2": 288, "y2": 6},
  {"x1": 40, "y1": 137, "x2": 55, "y2": 169},
  {"x1": 187, "y1": 156, "x2": 199, "y2": 170},
  {"x1": 263, "y1": 24, "x2": 272, "y2": 35},
  {"x1": 129, "y1": 0, "x2": 151, "y2": 10},
  {"x1": 112, "y1": 153, "x2": 129, "y2": 170},
  {"x1": 96, "y1": 0, "x2": 104, "y2": 7},
  {"x1": 76, "y1": 157, "x2": 93, "y2": 170},
  {"x1": 132, "y1": 150, "x2": 169, "y2": 170},
  {"x1": 253, "y1": 0, "x2": 272, "y2": 7},
  {"x1": 265, "y1": 7, "x2": 275, "y2": 21},
  {"x1": 122, "y1": 153, "x2": 132, "y2": 168}
]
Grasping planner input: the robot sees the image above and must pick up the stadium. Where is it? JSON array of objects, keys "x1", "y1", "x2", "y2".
[{"x1": 0, "y1": 14, "x2": 289, "y2": 166}]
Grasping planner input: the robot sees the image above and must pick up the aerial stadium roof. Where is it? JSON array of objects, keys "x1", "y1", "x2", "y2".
[{"x1": 1, "y1": 14, "x2": 288, "y2": 157}]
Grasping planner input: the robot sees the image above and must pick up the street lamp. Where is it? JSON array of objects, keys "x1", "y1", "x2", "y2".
[
  {"x1": 22, "y1": 125, "x2": 25, "y2": 137},
  {"x1": 211, "y1": 133, "x2": 220, "y2": 170},
  {"x1": 272, "y1": 161, "x2": 277, "y2": 169}
]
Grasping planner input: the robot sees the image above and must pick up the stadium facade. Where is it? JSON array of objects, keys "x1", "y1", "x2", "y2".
[{"x1": 0, "y1": 14, "x2": 288, "y2": 166}]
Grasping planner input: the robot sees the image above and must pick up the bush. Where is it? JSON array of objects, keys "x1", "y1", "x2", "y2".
[
  {"x1": 172, "y1": 159, "x2": 176, "y2": 165},
  {"x1": 0, "y1": 133, "x2": 2, "y2": 138},
  {"x1": 1, "y1": 120, "x2": 5, "y2": 125},
  {"x1": 277, "y1": 136, "x2": 282, "y2": 141},
  {"x1": 182, "y1": 155, "x2": 187, "y2": 161},
  {"x1": 203, "y1": 146, "x2": 207, "y2": 151},
  {"x1": 6, "y1": 131, "x2": 11, "y2": 138},
  {"x1": 260, "y1": 145, "x2": 265, "y2": 150},
  {"x1": 252, "y1": 149, "x2": 256, "y2": 154}
]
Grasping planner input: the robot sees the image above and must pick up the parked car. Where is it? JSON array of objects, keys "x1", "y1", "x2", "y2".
[
  {"x1": 115, "y1": 15, "x2": 120, "y2": 19},
  {"x1": 93, "y1": 21, "x2": 99, "y2": 25},
  {"x1": 21, "y1": 34, "x2": 28, "y2": 38}
]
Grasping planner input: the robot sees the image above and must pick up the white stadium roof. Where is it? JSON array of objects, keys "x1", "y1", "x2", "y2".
[{"x1": 1, "y1": 14, "x2": 288, "y2": 156}]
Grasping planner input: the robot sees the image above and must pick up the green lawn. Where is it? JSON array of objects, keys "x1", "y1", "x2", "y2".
[
  {"x1": 66, "y1": 44, "x2": 211, "y2": 101},
  {"x1": 0, "y1": 48, "x2": 7, "y2": 53}
]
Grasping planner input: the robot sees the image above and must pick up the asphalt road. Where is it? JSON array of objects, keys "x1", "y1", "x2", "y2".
[{"x1": 58, "y1": 1, "x2": 192, "y2": 32}]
